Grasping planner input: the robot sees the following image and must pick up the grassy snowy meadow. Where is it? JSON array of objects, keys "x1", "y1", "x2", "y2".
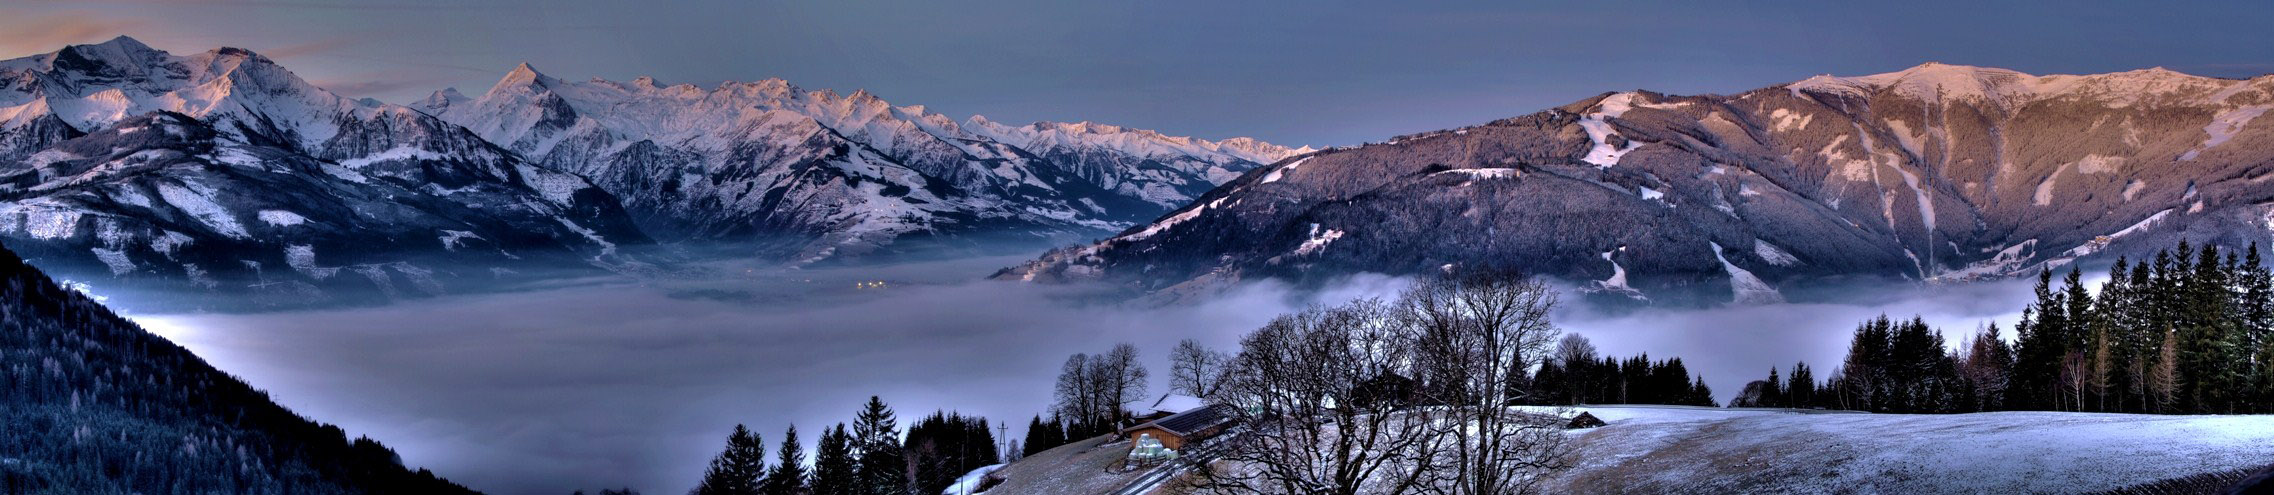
[
  {"x1": 1533, "y1": 405, "x2": 2274, "y2": 493},
  {"x1": 117, "y1": 253, "x2": 2105, "y2": 495}
]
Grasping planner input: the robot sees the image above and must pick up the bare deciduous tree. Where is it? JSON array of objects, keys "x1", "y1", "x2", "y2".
[
  {"x1": 1196, "y1": 272, "x2": 1573, "y2": 495},
  {"x1": 1054, "y1": 353, "x2": 1100, "y2": 432},
  {"x1": 1400, "y1": 271, "x2": 1570, "y2": 495},
  {"x1": 1171, "y1": 338, "x2": 1229, "y2": 399},
  {"x1": 1053, "y1": 343, "x2": 1151, "y2": 436},
  {"x1": 1205, "y1": 300, "x2": 1447, "y2": 495},
  {"x1": 1102, "y1": 343, "x2": 1150, "y2": 418}
]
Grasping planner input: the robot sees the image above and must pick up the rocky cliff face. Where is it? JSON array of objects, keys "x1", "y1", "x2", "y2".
[{"x1": 1001, "y1": 64, "x2": 2274, "y2": 305}]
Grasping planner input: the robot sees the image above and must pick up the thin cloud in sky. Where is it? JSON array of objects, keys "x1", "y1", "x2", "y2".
[{"x1": 0, "y1": 12, "x2": 149, "y2": 55}]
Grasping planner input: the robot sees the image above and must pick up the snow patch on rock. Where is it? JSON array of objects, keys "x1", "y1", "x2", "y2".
[
  {"x1": 1712, "y1": 242, "x2": 1784, "y2": 305},
  {"x1": 2180, "y1": 104, "x2": 2271, "y2": 161},
  {"x1": 150, "y1": 230, "x2": 192, "y2": 258},
  {"x1": 439, "y1": 229, "x2": 482, "y2": 251},
  {"x1": 4, "y1": 203, "x2": 83, "y2": 239},
  {"x1": 1578, "y1": 93, "x2": 1644, "y2": 167},
  {"x1": 1290, "y1": 224, "x2": 1344, "y2": 257},
  {"x1": 284, "y1": 244, "x2": 339, "y2": 280},
  {"x1": 1933, "y1": 240, "x2": 2039, "y2": 282},
  {"x1": 1120, "y1": 205, "x2": 1206, "y2": 243},
  {"x1": 337, "y1": 146, "x2": 448, "y2": 169},
  {"x1": 1753, "y1": 240, "x2": 1800, "y2": 266},
  {"x1": 257, "y1": 209, "x2": 306, "y2": 227},
  {"x1": 555, "y1": 217, "x2": 617, "y2": 257},
  {"x1": 1590, "y1": 247, "x2": 1646, "y2": 300},
  {"x1": 90, "y1": 247, "x2": 134, "y2": 275},
  {"x1": 518, "y1": 165, "x2": 589, "y2": 206},
  {"x1": 1435, "y1": 167, "x2": 1521, "y2": 180},
  {"x1": 155, "y1": 181, "x2": 247, "y2": 239},
  {"x1": 1259, "y1": 156, "x2": 1313, "y2": 184}
]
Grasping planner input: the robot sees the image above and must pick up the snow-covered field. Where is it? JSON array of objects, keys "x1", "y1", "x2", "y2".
[
  {"x1": 984, "y1": 435, "x2": 1151, "y2": 495},
  {"x1": 1533, "y1": 405, "x2": 2274, "y2": 494}
]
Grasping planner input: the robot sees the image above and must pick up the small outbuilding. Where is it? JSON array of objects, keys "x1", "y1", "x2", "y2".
[
  {"x1": 1131, "y1": 394, "x2": 1206, "y2": 424},
  {"x1": 1118, "y1": 404, "x2": 1234, "y2": 452},
  {"x1": 1566, "y1": 411, "x2": 1607, "y2": 429}
]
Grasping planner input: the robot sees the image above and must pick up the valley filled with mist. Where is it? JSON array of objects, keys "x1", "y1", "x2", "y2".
[{"x1": 115, "y1": 249, "x2": 2044, "y2": 494}]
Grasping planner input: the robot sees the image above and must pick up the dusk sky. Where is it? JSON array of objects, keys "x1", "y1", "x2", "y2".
[{"x1": 6, "y1": 0, "x2": 2272, "y2": 146}]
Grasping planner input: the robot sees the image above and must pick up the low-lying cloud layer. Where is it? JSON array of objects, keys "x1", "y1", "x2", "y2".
[
  {"x1": 131, "y1": 256, "x2": 1406, "y2": 495},
  {"x1": 130, "y1": 256, "x2": 2045, "y2": 495}
]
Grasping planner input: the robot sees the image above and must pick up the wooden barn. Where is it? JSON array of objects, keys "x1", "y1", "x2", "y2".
[{"x1": 1117, "y1": 404, "x2": 1233, "y2": 451}]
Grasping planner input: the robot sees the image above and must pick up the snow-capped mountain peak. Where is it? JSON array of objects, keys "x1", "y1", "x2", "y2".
[
  {"x1": 1790, "y1": 62, "x2": 2039, "y2": 105},
  {"x1": 488, "y1": 62, "x2": 559, "y2": 97},
  {"x1": 0, "y1": 39, "x2": 648, "y2": 306},
  {"x1": 413, "y1": 65, "x2": 1307, "y2": 260},
  {"x1": 961, "y1": 116, "x2": 1310, "y2": 167},
  {"x1": 418, "y1": 87, "x2": 470, "y2": 111},
  {"x1": 0, "y1": 36, "x2": 436, "y2": 154},
  {"x1": 1789, "y1": 62, "x2": 2255, "y2": 108}
]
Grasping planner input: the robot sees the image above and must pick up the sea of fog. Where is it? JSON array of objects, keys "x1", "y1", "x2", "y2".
[{"x1": 125, "y1": 253, "x2": 2048, "y2": 495}]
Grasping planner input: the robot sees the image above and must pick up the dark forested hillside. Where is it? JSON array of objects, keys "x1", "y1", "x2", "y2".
[{"x1": 0, "y1": 242, "x2": 478, "y2": 495}]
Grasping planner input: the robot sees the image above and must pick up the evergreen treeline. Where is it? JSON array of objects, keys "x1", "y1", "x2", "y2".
[
  {"x1": 693, "y1": 397, "x2": 999, "y2": 495},
  {"x1": 2007, "y1": 242, "x2": 2274, "y2": 414},
  {"x1": 903, "y1": 412, "x2": 997, "y2": 495},
  {"x1": 0, "y1": 243, "x2": 478, "y2": 494},
  {"x1": 1528, "y1": 335, "x2": 1718, "y2": 407},
  {"x1": 1018, "y1": 415, "x2": 1072, "y2": 458},
  {"x1": 1747, "y1": 241, "x2": 2274, "y2": 415},
  {"x1": 1727, "y1": 361, "x2": 1821, "y2": 409},
  {"x1": 1811, "y1": 316, "x2": 1968, "y2": 413}
]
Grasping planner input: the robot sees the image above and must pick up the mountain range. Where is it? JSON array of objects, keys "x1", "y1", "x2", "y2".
[
  {"x1": 410, "y1": 63, "x2": 1307, "y2": 263},
  {"x1": 10, "y1": 36, "x2": 2274, "y2": 307},
  {"x1": 1000, "y1": 63, "x2": 2274, "y2": 305},
  {"x1": 0, "y1": 37, "x2": 1305, "y2": 306}
]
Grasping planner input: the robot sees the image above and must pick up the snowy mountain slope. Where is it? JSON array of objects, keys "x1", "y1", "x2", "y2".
[
  {"x1": 1000, "y1": 63, "x2": 2274, "y2": 305},
  {"x1": 1530, "y1": 405, "x2": 2274, "y2": 494},
  {"x1": 0, "y1": 38, "x2": 645, "y2": 307},
  {"x1": 963, "y1": 117, "x2": 1315, "y2": 208},
  {"x1": 415, "y1": 64, "x2": 1306, "y2": 262}
]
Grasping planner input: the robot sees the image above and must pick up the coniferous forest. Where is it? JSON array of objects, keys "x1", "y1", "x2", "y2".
[
  {"x1": 0, "y1": 243, "x2": 478, "y2": 494},
  {"x1": 1735, "y1": 242, "x2": 2274, "y2": 415},
  {"x1": 690, "y1": 397, "x2": 1002, "y2": 495},
  {"x1": 1528, "y1": 334, "x2": 1719, "y2": 408}
]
